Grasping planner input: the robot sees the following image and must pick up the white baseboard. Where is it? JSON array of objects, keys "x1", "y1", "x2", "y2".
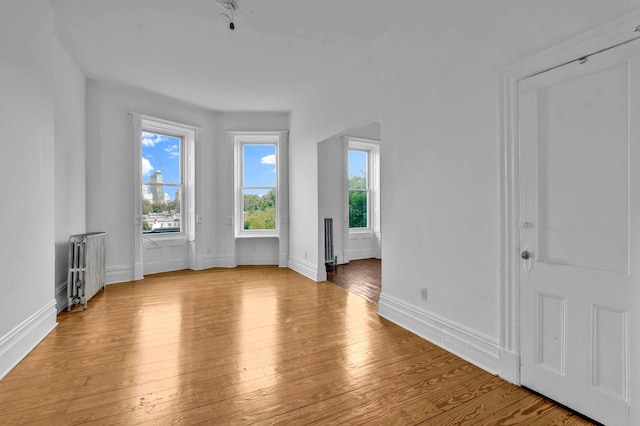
[
  {"x1": 192, "y1": 254, "x2": 218, "y2": 270},
  {"x1": 237, "y1": 254, "x2": 279, "y2": 266},
  {"x1": 0, "y1": 300, "x2": 57, "y2": 380},
  {"x1": 288, "y1": 256, "x2": 320, "y2": 281},
  {"x1": 220, "y1": 254, "x2": 236, "y2": 268},
  {"x1": 133, "y1": 262, "x2": 143, "y2": 281},
  {"x1": 499, "y1": 349, "x2": 520, "y2": 384},
  {"x1": 345, "y1": 248, "x2": 378, "y2": 263},
  {"x1": 55, "y1": 282, "x2": 67, "y2": 313},
  {"x1": 106, "y1": 265, "x2": 136, "y2": 284},
  {"x1": 378, "y1": 293, "x2": 500, "y2": 375}
]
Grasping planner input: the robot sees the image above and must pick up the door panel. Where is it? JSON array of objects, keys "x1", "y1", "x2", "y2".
[
  {"x1": 537, "y1": 293, "x2": 566, "y2": 375},
  {"x1": 519, "y1": 42, "x2": 638, "y2": 425},
  {"x1": 537, "y1": 62, "x2": 629, "y2": 273},
  {"x1": 592, "y1": 305, "x2": 628, "y2": 398}
]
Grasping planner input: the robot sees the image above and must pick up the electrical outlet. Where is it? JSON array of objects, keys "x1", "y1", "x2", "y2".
[{"x1": 420, "y1": 287, "x2": 428, "y2": 301}]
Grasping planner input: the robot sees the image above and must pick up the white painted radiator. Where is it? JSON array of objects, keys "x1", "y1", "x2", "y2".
[{"x1": 67, "y1": 232, "x2": 107, "y2": 311}]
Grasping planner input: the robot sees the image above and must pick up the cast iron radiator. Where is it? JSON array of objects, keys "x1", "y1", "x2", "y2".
[
  {"x1": 324, "y1": 218, "x2": 338, "y2": 273},
  {"x1": 67, "y1": 232, "x2": 107, "y2": 311}
]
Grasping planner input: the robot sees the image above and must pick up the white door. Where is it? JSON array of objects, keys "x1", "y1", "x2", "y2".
[{"x1": 519, "y1": 42, "x2": 640, "y2": 425}]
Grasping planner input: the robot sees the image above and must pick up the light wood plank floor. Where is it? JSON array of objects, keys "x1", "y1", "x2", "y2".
[{"x1": 0, "y1": 267, "x2": 593, "y2": 425}]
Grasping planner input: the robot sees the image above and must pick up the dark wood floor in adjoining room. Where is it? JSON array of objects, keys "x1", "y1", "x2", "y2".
[
  {"x1": 0, "y1": 267, "x2": 593, "y2": 425},
  {"x1": 328, "y1": 258, "x2": 381, "y2": 304}
]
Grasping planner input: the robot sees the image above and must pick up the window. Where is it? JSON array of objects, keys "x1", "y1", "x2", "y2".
[
  {"x1": 234, "y1": 133, "x2": 282, "y2": 237},
  {"x1": 347, "y1": 137, "x2": 380, "y2": 231},
  {"x1": 348, "y1": 149, "x2": 369, "y2": 228},
  {"x1": 141, "y1": 131, "x2": 183, "y2": 234},
  {"x1": 132, "y1": 114, "x2": 196, "y2": 242}
]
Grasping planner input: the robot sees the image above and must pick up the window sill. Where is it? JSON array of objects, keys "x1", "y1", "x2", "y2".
[
  {"x1": 235, "y1": 232, "x2": 279, "y2": 239},
  {"x1": 143, "y1": 232, "x2": 186, "y2": 239},
  {"x1": 348, "y1": 229, "x2": 374, "y2": 239}
]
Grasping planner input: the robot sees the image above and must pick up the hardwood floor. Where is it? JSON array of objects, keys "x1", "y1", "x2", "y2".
[
  {"x1": 0, "y1": 267, "x2": 593, "y2": 425},
  {"x1": 328, "y1": 258, "x2": 381, "y2": 304}
]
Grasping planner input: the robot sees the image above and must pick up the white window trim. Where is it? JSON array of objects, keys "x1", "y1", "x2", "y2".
[
  {"x1": 130, "y1": 113, "x2": 197, "y2": 279},
  {"x1": 233, "y1": 132, "x2": 283, "y2": 238},
  {"x1": 345, "y1": 136, "x2": 380, "y2": 236}
]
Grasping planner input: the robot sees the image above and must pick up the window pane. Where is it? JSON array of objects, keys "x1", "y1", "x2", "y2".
[
  {"x1": 141, "y1": 131, "x2": 182, "y2": 233},
  {"x1": 243, "y1": 144, "x2": 276, "y2": 187},
  {"x1": 243, "y1": 188, "x2": 276, "y2": 230},
  {"x1": 348, "y1": 150, "x2": 367, "y2": 190},
  {"x1": 349, "y1": 190, "x2": 368, "y2": 228}
]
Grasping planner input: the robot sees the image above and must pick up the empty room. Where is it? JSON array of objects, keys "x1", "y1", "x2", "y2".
[{"x1": 2, "y1": 1, "x2": 640, "y2": 424}]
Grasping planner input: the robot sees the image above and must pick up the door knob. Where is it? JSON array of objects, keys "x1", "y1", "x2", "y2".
[{"x1": 521, "y1": 250, "x2": 531, "y2": 260}]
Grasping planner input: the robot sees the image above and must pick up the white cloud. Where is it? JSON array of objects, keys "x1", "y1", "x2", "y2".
[
  {"x1": 261, "y1": 154, "x2": 276, "y2": 165},
  {"x1": 165, "y1": 144, "x2": 180, "y2": 158},
  {"x1": 142, "y1": 157, "x2": 154, "y2": 176},
  {"x1": 142, "y1": 132, "x2": 161, "y2": 147}
]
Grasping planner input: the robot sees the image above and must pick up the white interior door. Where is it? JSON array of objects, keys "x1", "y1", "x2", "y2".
[{"x1": 519, "y1": 42, "x2": 640, "y2": 425}]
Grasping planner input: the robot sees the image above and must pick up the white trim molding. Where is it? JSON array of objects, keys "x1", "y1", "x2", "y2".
[
  {"x1": 106, "y1": 265, "x2": 137, "y2": 284},
  {"x1": 499, "y1": 9, "x2": 640, "y2": 386},
  {"x1": 231, "y1": 131, "x2": 288, "y2": 238},
  {"x1": 288, "y1": 256, "x2": 320, "y2": 282},
  {"x1": 55, "y1": 282, "x2": 68, "y2": 313},
  {"x1": 129, "y1": 113, "x2": 198, "y2": 280},
  {"x1": 379, "y1": 293, "x2": 500, "y2": 374},
  {"x1": 0, "y1": 301, "x2": 57, "y2": 380}
]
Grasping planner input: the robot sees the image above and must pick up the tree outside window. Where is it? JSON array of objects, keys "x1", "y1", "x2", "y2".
[
  {"x1": 241, "y1": 144, "x2": 277, "y2": 231},
  {"x1": 348, "y1": 149, "x2": 368, "y2": 228}
]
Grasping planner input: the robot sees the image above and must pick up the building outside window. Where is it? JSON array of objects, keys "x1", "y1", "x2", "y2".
[{"x1": 140, "y1": 130, "x2": 184, "y2": 234}]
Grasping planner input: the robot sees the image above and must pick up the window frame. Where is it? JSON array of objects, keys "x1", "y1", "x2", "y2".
[
  {"x1": 348, "y1": 147, "x2": 370, "y2": 230},
  {"x1": 141, "y1": 130, "x2": 184, "y2": 235},
  {"x1": 133, "y1": 114, "x2": 196, "y2": 242},
  {"x1": 345, "y1": 137, "x2": 380, "y2": 235},
  {"x1": 234, "y1": 132, "x2": 281, "y2": 238}
]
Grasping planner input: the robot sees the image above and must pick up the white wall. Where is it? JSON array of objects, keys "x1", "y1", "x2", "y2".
[
  {"x1": 53, "y1": 38, "x2": 86, "y2": 312},
  {"x1": 289, "y1": 1, "x2": 640, "y2": 375},
  {"x1": 0, "y1": 0, "x2": 58, "y2": 379}
]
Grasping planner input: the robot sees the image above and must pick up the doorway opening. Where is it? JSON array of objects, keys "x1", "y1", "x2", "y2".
[{"x1": 318, "y1": 121, "x2": 382, "y2": 303}]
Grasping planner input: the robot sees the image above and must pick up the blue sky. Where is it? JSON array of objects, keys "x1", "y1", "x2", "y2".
[
  {"x1": 142, "y1": 132, "x2": 181, "y2": 200},
  {"x1": 348, "y1": 150, "x2": 367, "y2": 180},
  {"x1": 243, "y1": 144, "x2": 276, "y2": 196}
]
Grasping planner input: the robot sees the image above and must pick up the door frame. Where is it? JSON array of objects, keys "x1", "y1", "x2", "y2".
[{"x1": 498, "y1": 10, "x2": 640, "y2": 384}]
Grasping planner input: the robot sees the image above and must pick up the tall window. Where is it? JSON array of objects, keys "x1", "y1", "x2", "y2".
[
  {"x1": 235, "y1": 133, "x2": 281, "y2": 236},
  {"x1": 141, "y1": 131, "x2": 183, "y2": 234},
  {"x1": 347, "y1": 137, "x2": 379, "y2": 232},
  {"x1": 348, "y1": 149, "x2": 369, "y2": 228}
]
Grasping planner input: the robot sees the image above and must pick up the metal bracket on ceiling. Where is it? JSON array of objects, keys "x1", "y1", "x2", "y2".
[{"x1": 217, "y1": 0, "x2": 239, "y2": 30}]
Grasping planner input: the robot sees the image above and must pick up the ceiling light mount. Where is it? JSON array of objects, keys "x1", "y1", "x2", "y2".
[{"x1": 218, "y1": 0, "x2": 239, "y2": 30}]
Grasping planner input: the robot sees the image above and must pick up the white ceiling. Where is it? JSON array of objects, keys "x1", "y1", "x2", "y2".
[{"x1": 51, "y1": 0, "x2": 422, "y2": 112}]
